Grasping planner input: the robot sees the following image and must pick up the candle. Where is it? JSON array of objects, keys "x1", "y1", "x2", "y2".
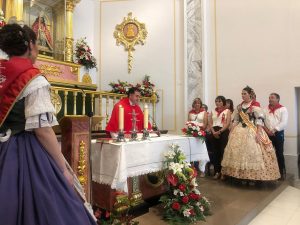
[
  {"x1": 144, "y1": 104, "x2": 148, "y2": 129},
  {"x1": 119, "y1": 105, "x2": 124, "y2": 130}
]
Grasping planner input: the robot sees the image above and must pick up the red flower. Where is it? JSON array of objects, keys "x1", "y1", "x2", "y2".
[
  {"x1": 182, "y1": 196, "x2": 189, "y2": 204},
  {"x1": 167, "y1": 173, "x2": 178, "y2": 186},
  {"x1": 189, "y1": 193, "x2": 200, "y2": 200},
  {"x1": 94, "y1": 209, "x2": 102, "y2": 218},
  {"x1": 172, "y1": 202, "x2": 181, "y2": 211},
  {"x1": 193, "y1": 132, "x2": 198, "y2": 137},
  {"x1": 178, "y1": 184, "x2": 186, "y2": 192},
  {"x1": 201, "y1": 130, "x2": 206, "y2": 137},
  {"x1": 182, "y1": 128, "x2": 187, "y2": 133},
  {"x1": 105, "y1": 210, "x2": 110, "y2": 218},
  {"x1": 189, "y1": 209, "x2": 195, "y2": 216}
]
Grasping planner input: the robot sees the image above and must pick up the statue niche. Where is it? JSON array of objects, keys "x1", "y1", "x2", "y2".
[{"x1": 23, "y1": 0, "x2": 65, "y2": 59}]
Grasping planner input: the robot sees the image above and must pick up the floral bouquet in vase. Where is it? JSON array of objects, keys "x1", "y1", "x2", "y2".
[
  {"x1": 74, "y1": 37, "x2": 97, "y2": 70},
  {"x1": 182, "y1": 121, "x2": 206, "y2": 142},
  {"x1": 160, "y1": 144, "x2": 211, "y2": 225}
]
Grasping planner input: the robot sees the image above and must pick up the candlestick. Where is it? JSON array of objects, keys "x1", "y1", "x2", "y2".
[
  {"x1": 119, "y1": 105, "x2": 124, "y2": 130},
  {"x1": 144, "y1": 104, "x2": 148, "y2": 129}
]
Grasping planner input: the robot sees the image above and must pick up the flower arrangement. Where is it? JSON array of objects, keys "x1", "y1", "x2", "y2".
[
  {"x1": 160, "y1": 144, "x2": 211, "y2": 225},
  {"x1": 109, "y1": 80, "x2": 133, "y2": 95},
  {"x1": 109, "y1": 75, "x2": 159, "y2": 102},
  {"x1": 182, "y1": 121, "x2": 206, "y2": 142},
  {"x1": 74, "y1": 37, "x2": 97, "y2": 70}
]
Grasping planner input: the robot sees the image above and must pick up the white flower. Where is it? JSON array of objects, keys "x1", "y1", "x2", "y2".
[
  {"x1": 196, "y1": 126, "x2": 200, "y2": 131},
  {"x1": 193, "y1": 188, "x2": 200, "y2": 195},
  {"x1": 199, "y1": 206, "x2": 204, "y2": 212},
  {"x1": 183, "y1": 161, "x2": 191, "y2": 168},
  {"x1": 173, "y1": 190, "x2": 179, "y2": 196},
  {"x1": 164, "y1": 150, "x2": 175, "y2": 159},
  {"x1": 192, "y1": 126, "x2": 196, "y2": 130},
  {"x1": 169, "y1": 162, "x2": 184, "y2": 174},
  {"x1": 170, "y1": 143, "x2": 176, "y2": 150},
  {"x1": 191, "y1": 178, "x2": 198, "y2": 187},
  {"x1": 179, "y1": 192, "x2": 184, "y2": 196},
  {"x1": 183, "y1": 209, "x2": 191, "y2": 217}
]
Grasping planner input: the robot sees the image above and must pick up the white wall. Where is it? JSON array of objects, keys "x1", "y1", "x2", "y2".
[
  {"x1": 73, "y1": 0, "x2": 100, "y2": 85},
  {"x1": 99, "y1": 0, "x2": 184, "y2": 132},
  {"x1": 205, "y1": 0, "x2": 300, "y2": 156}
]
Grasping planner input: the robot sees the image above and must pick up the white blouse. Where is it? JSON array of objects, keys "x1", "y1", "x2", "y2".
[
  {"x1": 264, "y1": 106, "x2": 288, "y2": 132},
  {"x1": 188, "y1": 111, "x2": 206, "y2": 127},
  {"x1": 211, "y1": 108, "x2": 229, "y2": 127},
  {"x1": 0, "y1": 76, "x2": 58, "y2": 142}
]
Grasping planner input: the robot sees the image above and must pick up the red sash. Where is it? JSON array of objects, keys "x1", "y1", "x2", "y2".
[{"x1": 0, "y1": 57, "x2": 40, "y2": 127}]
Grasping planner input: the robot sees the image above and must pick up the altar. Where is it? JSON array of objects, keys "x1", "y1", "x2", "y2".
[{"x1": 91, "y1": 134, "x2": 209, "y2": 209}]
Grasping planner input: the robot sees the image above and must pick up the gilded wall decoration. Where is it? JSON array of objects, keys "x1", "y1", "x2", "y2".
[{"x1": 113, "y1": 12, "x2": 147, "y2": 73}]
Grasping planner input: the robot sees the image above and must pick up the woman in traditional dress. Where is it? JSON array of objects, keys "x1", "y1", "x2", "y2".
[
  {"x1": 221, "y1": 86, "x2": 280, "y2": 182},
  {"x1": 188, "y1": 98, "x2": 208, "y2": 177},
  {"x1": 0, "y1": 24, "x2": 96, "y2": 225},
  {"x1": 208, "y1": 96, "x2": 231, "y2": 179}
]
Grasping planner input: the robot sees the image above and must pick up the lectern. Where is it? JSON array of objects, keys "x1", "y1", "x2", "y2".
[{"x1": 60, "y1": 116, "x2": 91, "y2": 202}]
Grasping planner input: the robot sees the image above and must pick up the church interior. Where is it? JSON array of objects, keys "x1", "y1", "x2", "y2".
[{"x1": 1, "y1": 0, "x2": 300, "y2": 225}]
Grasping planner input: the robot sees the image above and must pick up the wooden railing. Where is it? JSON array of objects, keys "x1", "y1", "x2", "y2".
[{"x1": 50, "y1": 87, "x2": 157, "y2": 131}]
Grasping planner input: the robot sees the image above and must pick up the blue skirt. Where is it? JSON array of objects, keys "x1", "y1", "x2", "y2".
[{"x1": 0, "y1": 132, "x2": 97, "y2": 225}]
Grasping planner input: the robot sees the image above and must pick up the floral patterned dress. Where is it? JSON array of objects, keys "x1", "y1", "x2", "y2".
[{"x1": 221, "y1": 102, "x2": 280, "y2": 180}]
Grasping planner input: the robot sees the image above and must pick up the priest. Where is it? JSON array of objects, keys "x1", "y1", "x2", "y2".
[{"x1": 106, "y1": 87, "x2": 152, "y2": 136}]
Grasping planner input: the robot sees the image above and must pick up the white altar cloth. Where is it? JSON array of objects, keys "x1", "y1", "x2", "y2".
[{"x1": 91, "y1": 135, "x2": 209, "y2": 192}]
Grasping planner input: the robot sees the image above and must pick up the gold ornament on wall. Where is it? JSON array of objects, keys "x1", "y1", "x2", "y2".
[{"x1": 114, "y1": 12, "x2": 147, "y2": 73}]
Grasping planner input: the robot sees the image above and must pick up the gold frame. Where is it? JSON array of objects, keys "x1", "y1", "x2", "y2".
[{"x1": 113, "y1": 12, "x2": 147, "y2": 73}]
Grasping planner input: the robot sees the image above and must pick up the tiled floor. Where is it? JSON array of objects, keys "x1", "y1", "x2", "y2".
[
  {"x1": 248, "y1": 186, "x2": 300, "y2": 225},
  {"x1": 248, "y1": 155, "x2": 300, "y2": 225},
  {"x1": 135, "y1": 155, "x2": 300, "y2": 225}
]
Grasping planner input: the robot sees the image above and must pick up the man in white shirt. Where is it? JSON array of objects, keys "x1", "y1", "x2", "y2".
[{"x1": 264, "y1": 93, "x2": 288, "y2": 180}]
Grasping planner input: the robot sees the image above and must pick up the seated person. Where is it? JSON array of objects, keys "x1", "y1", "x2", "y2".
[{"x1": 106, "y1": 87, "x2": 152, "y2": 137}]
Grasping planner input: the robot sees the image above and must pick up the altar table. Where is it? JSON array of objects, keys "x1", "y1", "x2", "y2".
[{"x1": 91, "y1": 135, "x2": 209, "y2": 193}]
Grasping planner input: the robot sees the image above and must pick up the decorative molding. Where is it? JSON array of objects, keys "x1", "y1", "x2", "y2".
[
  {"x1": 39, "y1": 64, "x2": 62, "y2": 77},
  {"x1": 77, "y1": 140, "x2": 87, "y2": 186},
  {"x1": 66, "y1": 0, "x2": 76, "y2": 12},
  {"x1": 82, "y1": 73, "x2": 93, "y2": 84},
  {"x1": 65, "y1": 37, "x2": 74, "y2": 62}
]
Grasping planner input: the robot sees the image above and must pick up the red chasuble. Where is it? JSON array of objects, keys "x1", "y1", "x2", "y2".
[
  {"x1": 0, "y1": 57, "x2": 40, "y2": 127},
  {"x1": 105, "y1": 98, "x2": 152, "y2": 133}
]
